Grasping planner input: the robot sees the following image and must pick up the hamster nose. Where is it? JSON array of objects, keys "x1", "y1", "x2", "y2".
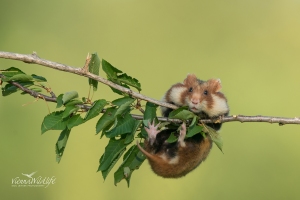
[{"x1": 191, "y1": 99, "x2": 199, "y2": 105}]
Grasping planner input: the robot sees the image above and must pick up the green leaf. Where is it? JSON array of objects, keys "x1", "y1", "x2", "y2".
[
  {"x1": 108, "y1": 78, "x2": 130, "y2": 95},
  {"x1": 102, "y1": 59, "x2": 142, "y2": 93},
  {"x1": 117, "y1": 73, "x2": 141, "y2": 92},
  {"x1": 96, "y1": 97, "x2": 134, "y2": 137},
  {"x1": 105, "y1": 113, "x2": 136, "y2": 138},
  {"x1": 102, "y1": 59, "x2": 122, "y2": 80},
  {"x1": 84, "y1": 99, "x2": 107, "y2": 121},
  {"x1": 139, "y1": 102, "x2": 159, "y2": 139},
  {"x1": 140, "y1": 127, "x2": 148, "y2": 139},
  {"x1": 203, "y1": 126, "x2": 223, "y2": 153},
  {"x1": 64, "y1": 99, "x2": 83, "y2": 106},
  {"x1": 96, "y1": 107, "x2": 118, "y2": 134},
  {"x1": 31, "y1": 74, "x2": 47, "y2": 82},
  {"x1": 101, "y1": 148, "x2": 126, "y2": 181},
  {"x1": 124, "y1": 120, "x2": 142, "y2": 144},
  {"x1": 56, "y1": 94, "x2": 64, "y2": 108},
  {"x1": 101, "y1": 122, "x2": 115, "y2": 138},
  {"x1": 108, "y1": 117, "x2": 119, "y2": 133},
  {"x1": 62, "y1": 91, "x2": 79, "y2": 104},
  {"x1": 189, "y1": 116, "x2": 198, "y2": 127},
  {"x1": 96, "y1": 97, "x2": 134, "y2": 135},
  {"x1": 166, "y1": 131, "x2": 178, "y2": 143},
  {"x1": 67, "y1": 114, "x2": 85, "y2": 129},
  {"x1": 55, "y1": 128, "x2": 71, "y2": 163},
  {"x1": 169, "y1": 107, "x2": 197, "y2": 120},
  {"x1": 62, "y1": 105, "x2": 79, "y2": 119},
  {"x1": 112, "y1": 97, "x2": 134, "y2": 116},
  {"x1": 158, "y1": 121, "x2": 171, "y2": 129},
  {"x1": 1, "y1": 67, "x2": 25, "y2": 77},
  {"x1": 41, "y1": 111, "x2": 68, "y2": 134},
  {"x1": 112, "y1": 96, "x2": 135, "y2": 107},
  {"x1": 114, "y1": 145, "x2": 146, "y2": 187},
  {"x1": 186, "y1": 125, "x2": 203, "y2": 138},
  {"x1": 142, "y1": 119, "x2": 150, "y2": 127},
  {"x1": 98, "y1": 138, "x2": 126, "y2": 172},
  {"x1": 143, "y1": 102, "x2": 158, "y2": 121},
  {"x1": 5, "y1": 74, "x2": 33, "y2": 82},
  {"x1": 88, "y1": 53, "x2": 100, "y2": 91},
  {"x1": 1, "y1": 82, "x2": 34, "y2": 96},
  {"x1": 185, "y1": 116, "x2": 202, "y2": 138},
  {"x1": 2, "y1": 83, "x2": 18, "y2": 96}
]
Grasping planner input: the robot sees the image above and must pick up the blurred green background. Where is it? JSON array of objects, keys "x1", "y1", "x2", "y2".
[{"x1": 1, "y1": 0, "x2": 300, "y2": 199}]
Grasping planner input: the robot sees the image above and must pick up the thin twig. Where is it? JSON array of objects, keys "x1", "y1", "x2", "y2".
[
  {"x1": 0, "y1": 74, "x2": 57, "y2": 102},
  {"x1": 0, "y1": 74, "x2": 91, "y2": 111}
]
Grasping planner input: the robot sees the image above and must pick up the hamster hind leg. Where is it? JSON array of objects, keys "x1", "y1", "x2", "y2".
[{"x1": 178, "y1": 122, "x2": 186, "y2": 147}]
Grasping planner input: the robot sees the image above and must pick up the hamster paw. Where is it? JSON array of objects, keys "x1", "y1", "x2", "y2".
[{"x1": 144, "y1": 120, "x2": 161, "y2": 145}]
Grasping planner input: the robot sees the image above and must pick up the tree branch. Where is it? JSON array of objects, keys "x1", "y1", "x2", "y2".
[
  {"x1": 1, "y1": 51, "x2": 300, "y2": 126},
  {"x1": 0, "y1": 51, "x2": 177, "y2": 110}
]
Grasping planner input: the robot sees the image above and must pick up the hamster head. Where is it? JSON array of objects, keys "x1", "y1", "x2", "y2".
[
  {"x1": 186, "y1": 78, "x2": 229, "y2": 117},
  {"x1": 182, "y1": 74, "x2": 203, "y2": 113}
]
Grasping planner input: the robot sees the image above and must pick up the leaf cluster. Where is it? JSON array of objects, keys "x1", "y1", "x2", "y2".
[
  {"x1": 168, "y1": 107, "x2": 223, "y2": 152},
  {"x1": 1, "y1": 67, "x2": 47, "y2": 96}
]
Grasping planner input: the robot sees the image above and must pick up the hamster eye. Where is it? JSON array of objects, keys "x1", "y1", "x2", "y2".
[
  {"x1": 189, "y1": 87, "x2": 193, "y2": 92},
  {"x1": 204, "y1": 90, "x2": 208, "y2": 95}
]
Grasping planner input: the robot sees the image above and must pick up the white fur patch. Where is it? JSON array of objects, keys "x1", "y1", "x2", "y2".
[
  {"x1": 159, "y1": 153, "x2": 167, "y2": 160},
  {"x1": 168, "y1": 156, "x2": 179, "y2": 164},
  {"x1": 169, "y1": 87, "x2": 187, "y2": 106},
  {"x1": 160, "y1": 95, "x2": 168, "y2": 115},
  {"x1": 159, "y1": 152, "x2": 179, "y2": 164},
  {"x1": 209, "y1": 95, "x2": 229, "y2": 117}
]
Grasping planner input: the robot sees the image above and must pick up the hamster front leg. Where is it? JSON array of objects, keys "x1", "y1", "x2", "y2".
[
  {"x1": 145, "y1": 121, "x2": 187, "y2": 148},
  {"x1": 144, "y1": 121, "x2": 161, "y2": 145}
]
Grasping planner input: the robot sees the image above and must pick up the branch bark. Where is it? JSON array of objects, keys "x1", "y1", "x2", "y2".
[{"x1": 1, "y1": 51, "x2": 300, "y2": 126}]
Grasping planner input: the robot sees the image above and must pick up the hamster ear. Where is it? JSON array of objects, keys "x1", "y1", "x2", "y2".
[
  {"x1": 184, "y1": 74, "x2": 198, "y2": 85},
  {"x1": 208, "y1": 79, "x2": 222, "y2": 92}
]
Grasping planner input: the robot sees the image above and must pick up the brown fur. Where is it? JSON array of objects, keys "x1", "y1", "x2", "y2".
[
  {"x1": 137, "y1": 134, "x2": 212, "y2": 178},
  {"x1": 183, "y1": 74, "x2": 202, "y2": 105}
]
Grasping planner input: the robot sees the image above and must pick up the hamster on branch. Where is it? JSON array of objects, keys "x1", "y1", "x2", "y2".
[
  {"x1": 137, "y1": 121, "x2": 212, "y2": 178},
  {"x1": 136, "y1": 74, "x2": 229, "y2": 178},
  {"x1": 161, "y1": 74, "x2": 229, "y2": 130}
]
